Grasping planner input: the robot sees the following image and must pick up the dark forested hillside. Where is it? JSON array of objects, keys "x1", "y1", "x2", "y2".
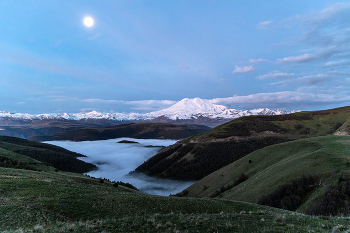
[
  {"x1": 0, "y1": 136, "x2": 96, "y2": 173},
  {"x1": 29, "y1": 123, "x2": 210, "y2": 141}
]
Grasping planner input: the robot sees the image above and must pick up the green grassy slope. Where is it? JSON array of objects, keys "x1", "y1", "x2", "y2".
[
  {"x1": 2, "y1": 168, "x2": 350, "y2": 232},
  {"x1": 182, "y1": 135, "x2": 350, "y2": 213},
  {"x1": 135, "y1": 106, "x2": 350, "y2": 180}
]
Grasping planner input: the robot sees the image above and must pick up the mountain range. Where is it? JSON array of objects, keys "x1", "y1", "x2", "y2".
[{"x1": 0, "y1": 98, "x2": 297, "y2": 127}]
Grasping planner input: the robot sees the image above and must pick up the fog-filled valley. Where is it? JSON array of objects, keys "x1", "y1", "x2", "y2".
[{"x1": 46, "y1": 138, "x2": 195, "y2": 196}]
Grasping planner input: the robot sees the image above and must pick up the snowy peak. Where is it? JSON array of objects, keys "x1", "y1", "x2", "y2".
[{"x1": 149, "y1": 98, "x2": 228, "y2": 119}]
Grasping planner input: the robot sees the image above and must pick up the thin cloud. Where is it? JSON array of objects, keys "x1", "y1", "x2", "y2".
[
  {"x1": 125, "y1": 100, "x2": 176, "y2": 106},
  {"x1": 80, "y1": 108, "x2": 99, "y2": 113},
  {"x1": 277, "y1": 48, "x2": 340, "y2": 63},
  {"x1": 249, "y1": 59, "x2": 268, "y2": 63},
  {"x1": 51, "y1": 96, "x2": 79, "y2": 102},
  {"x1": 0, "y1": 43, "x2": 139, "y2": 90},
  {"x1": 80, "y1": 98, "x2": 176, "y2": 112},
  {"x1": 324, "y1": 60, "x2": 350, "y2": 67},
  {"x1": 258, "y1": 20, "x2": 273, "y2": 29},
  {"x1": 82, "y1": 99, "x2": 124, "y2": 104},
  {"x1": 296, "y1": 74, "x2": 331, "y2": 85},
  {"x1": 306, "y1": 3, "x2": 350, "y2": 24},
  {"x1": 82, "y1": 98, "x2": 176, "y2": 105},
  {"x1": 130, "y1": 106, "x2": 159, "y2": 112},
  {"x1": 178, "y1": 66, "x2": 190, "y2": 69},
  {"x1": 257, "y1": 70, "x2": 294, "y2": 80},
  {"x1": 277, "y1": 54, "x2": 314, "y2": 63},
  {"x1": 232, "y1": 65, "x2": 254, "y2": 73},
  {"x1": 210, "y1": 91, "x2": 350, "y2": 108}
]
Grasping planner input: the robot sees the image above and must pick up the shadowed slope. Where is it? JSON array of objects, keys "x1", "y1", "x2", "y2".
[
  {"x1": 29, "y1": 123, "x2": 210, "y2": 142},
  {"x1": 0, "y1": 136, "x2": 96, "y2": 173}
]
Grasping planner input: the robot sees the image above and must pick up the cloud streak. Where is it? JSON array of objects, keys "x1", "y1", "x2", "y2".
[
  {"x1": 232, "y1": 65, "x2": 254, "y2": 73},
  {"x1": 277, "y1": 48, "x2": 341, "y2": 63},
  {"x1": 324, "y1": 60, "x2": 350, "y2": 67},
  {"x1": 257, "y1": 70, "x2": 294, "y2": 80},
  {"x1": 210, "y1": 90, "x2": 350, "y2": 109},
  {"x1": 258, "y1": 20, "x2": 273, "y2": 29},
  {"x1": 249, "y1": 59, "x2": 268, "y2": 63},
  {"x1": 296, "y1": 74, "x2": 331, "y2": 85},
  {"x1": 80, "y1": 98, "x2": 176, "y2": 112}
]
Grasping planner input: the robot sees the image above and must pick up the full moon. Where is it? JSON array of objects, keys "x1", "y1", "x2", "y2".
[{"x1": 83, "y1": 16, "x2": 94, "y2": 27}]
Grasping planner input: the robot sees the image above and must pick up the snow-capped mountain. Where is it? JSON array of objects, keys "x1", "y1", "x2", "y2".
[
  {"x1": 0, "y1": 98, "x2": 298, "y2": 122},
  {"x1": 146, "y1": 98, "x2": 228, "y2": 120}
]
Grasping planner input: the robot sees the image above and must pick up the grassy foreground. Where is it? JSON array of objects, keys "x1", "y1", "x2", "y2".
[{"x1": 1, "y1": 168, "x2": 350, "y2": 232}]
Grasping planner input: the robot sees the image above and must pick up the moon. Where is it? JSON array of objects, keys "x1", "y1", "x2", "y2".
[{"x1": 83, "y1": 16, "x2": 94, "y2": 27}]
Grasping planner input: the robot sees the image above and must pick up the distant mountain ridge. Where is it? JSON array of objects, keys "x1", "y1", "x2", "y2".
[
  {"x1": 0, "y1": 98, "x2": 297, "y2": 123},
  {"x1": 29, "y1": 123, "x2": 211, "y2": 142}
]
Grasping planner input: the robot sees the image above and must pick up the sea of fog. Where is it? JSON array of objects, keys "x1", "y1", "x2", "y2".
[{"x1": 46, "y1": 138, "x2": 195, "y2": 196}]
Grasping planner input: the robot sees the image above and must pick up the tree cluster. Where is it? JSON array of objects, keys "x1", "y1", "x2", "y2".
[
  {"x1": 310, "y1": 176, "x2": 350, "y2": 216},
  {"x1": 209, "y1": 173, "x2": 249, "y2": 198},
  {"x1": 0, "y1": 156, "x2": 37, "y2": 171},
  {"x1": 13, "y1": 148, "x2": 96, "y2": 173},
  {"x1": 113, "y1": 181, "x2": 138, "y2": 191},
  {"x1": 258, "y1": 175, "x2": 316, "y2": 211},
  {"x1": 0, "y1": 136, "x2": 86, "y2": 157}
]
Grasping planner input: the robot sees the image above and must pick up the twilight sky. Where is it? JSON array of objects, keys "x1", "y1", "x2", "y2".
[{"x1": 1, "y1": 0, "x2": 350, "y2": 114}]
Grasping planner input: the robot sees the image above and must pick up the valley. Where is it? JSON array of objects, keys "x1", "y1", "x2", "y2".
[
  {"x1": 46, "y1": 138, "x2": 194, "y2": 196},
  {"x1": 2, "y1": 105, "x2": 350, "y2": 232}
]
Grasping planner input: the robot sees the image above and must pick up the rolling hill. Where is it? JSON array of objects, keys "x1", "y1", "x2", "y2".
[
  {"x1": 135, "y1": 106, "x2": 350, "y2": 180},
  {"x1": 2, "y1": 127, "x2": 350, "y2": 231},
  {"x1": 28, "y1": 123, "x2": 211, "y2": 142},
  {"x1": 179, "y1": 135, "x2": 350, "y2": 216}
]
